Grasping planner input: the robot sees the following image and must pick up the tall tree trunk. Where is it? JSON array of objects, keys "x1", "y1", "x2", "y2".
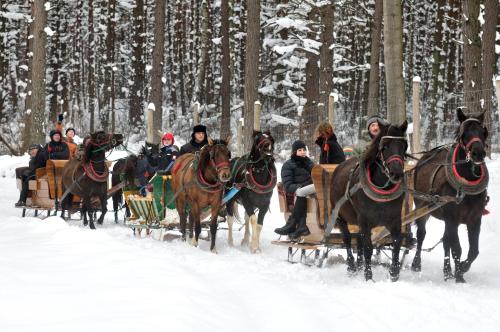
[
  {"x1": 102, "y1": 0, "x2": 116, "y2": 132},
  {"x1": 29, "y1": 0, "x2": 48, "y2": 144},
  {"x1": 129, "y1": 0, "x2": 146, "y2": 133},
  {"x1": 220, "y1": 0, "x2": 231, "y2": 139},
  {"x1": 367, "y1": 0, "x2": 382, "y2": 117},
  {"x1": 150, "y1": 0, "x2": 166, "y2": 144},
  {"x1": 462, "y1": 0, "x2": 482, "y2": 115},
  {"x1": 88, "y1": 0, "x2": 96, "y2": 132},
  {"x1": 319, "y1": 2, "x2": 334, "y2": 113},
  {"x1": 383, "y1": 0, "x2": 405, "y2": 124},
  {"x1": 481, "y1": 0, "x2": 497, "y2": 155},
  {"x1": 195, "y1": 0, "x2": 209, "y2": 106},
  {"x1": 243, "y1": 0, "x2": 260, "y2": 150}
]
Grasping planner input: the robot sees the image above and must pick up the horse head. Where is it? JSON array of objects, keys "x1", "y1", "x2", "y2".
[
  {"x1": 251, "y1": 130, "x2": 275, "y2": 161},
  {"x1": 456, "y1": 108, "x2": 487, "y2": 164},
  {"x1": 206, "y1": 137, "x2": 231, "y2": 183},
  {"x1": 365, "y1": 121, "x2": 408, "y2": 184}
]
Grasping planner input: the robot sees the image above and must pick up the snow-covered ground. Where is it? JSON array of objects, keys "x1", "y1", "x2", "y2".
[{"x1": 1, "y1": 152, "x2": 500, "y2": 332}]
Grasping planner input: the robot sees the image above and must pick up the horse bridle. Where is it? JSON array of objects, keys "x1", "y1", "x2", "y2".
[
  {"x1": 457, "y1": 118, "x2": 487, "y2": 164},
  {"x1": 377, "y1": 135, "x2": 406, "y2": 180},
  {"x1": 203, "y1": 144, "x2": 230, "y2": 175}
]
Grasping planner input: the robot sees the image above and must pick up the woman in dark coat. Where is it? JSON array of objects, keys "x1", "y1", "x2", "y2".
[{"x1": 275, "y1": 122, "x2": 345, "y2": 237}]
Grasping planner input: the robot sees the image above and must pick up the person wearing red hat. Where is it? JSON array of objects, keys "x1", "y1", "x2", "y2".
[{"x1": 158, "y1": 132, "x2": 179, "y2": 173}]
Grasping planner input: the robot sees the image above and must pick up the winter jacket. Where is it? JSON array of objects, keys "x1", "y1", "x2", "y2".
[
  {"x1": 281, "y1": 154, "x2": 315, "y2": 194},
  {"x1": 179, "y1": 138, "x2": 208, "y2": 156},
  {"x1": 55, "y1": 122, "x2": 77, "y2": 158},
  {"x1": 315, "y1": 133, "x2": 345, "y2": 164},
  {"x1": 43, "y1": 141, "x2": 70, "y2": 161},
  {"x1": 29, "y1": 148, "x2": 48, "y2": 171},
  {"x1": 158, "y1": 145, "x2": 180, "y2": 172}
]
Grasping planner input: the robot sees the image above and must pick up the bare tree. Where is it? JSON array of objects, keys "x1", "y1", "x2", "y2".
[
  {"x1": 383, "y1": 0, "x2": 405, "y2": 124},
  {"x1": 462, "y1": 0, "x2": 482, "y2": 115},
  {"x1": 150, "y1": 0, "x2": 166, "y2": 143},
  {"x1": 243, "y1": 0, "x2": 260, "y2": 149},
  {"x1": 129, "y1": 0, "x2": 146, "y2": 133},
  {"x1": 29, "y1": 0, "x2": 48, "y2": 143},
  {"x1": 319, "y1": 2, "x2": 334, "y2": 112},
  {"x1": 220, "y1": 0, "x2": 231, "y2": 138},
  {"x1": 88, "y1": 0, "x2": 96, "y2": 131},
  {"x1": 367, "y1": 0, "x2": 383, "y2": 117}
]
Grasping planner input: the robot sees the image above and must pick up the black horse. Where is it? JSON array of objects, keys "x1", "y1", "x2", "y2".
[
  {"x1": 111, "y1": 142, "x2": 160, "y2": 223},
  {"x1": 330, "y1": 121, "x2": 408, "y2": 281},
  {"x1": 411, "y1": 109, "x2": 489, "y2": 283},
  {"x1": 226, "y1": 131, "x2": 276, "y2": 253},
  {"x1": 61, "y1": 131, "x2": 124, "y2": 229}
]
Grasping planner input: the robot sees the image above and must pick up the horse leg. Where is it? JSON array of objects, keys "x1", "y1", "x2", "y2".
[
  {"x1": 177, "y1": 201, "x2": 187, "y2": 241},
  {"x1": 446, "y1": 222, "x2": 464, "y2": 283},
  {"x1": 83, "y1": 197, "x2": 95, "y2": 229},
  {"x1": 112, "y1": 191, "x2": 120, "y2": 224},
  {"x1": 97, "y1": 193, "x2": 107, "y2": 225},
  {"x1": 361, "y1": 222, "x2": 374, "y2": 281},
  {"x1": 389, "y1": 224, "x2": 403, "y2": 282},
  {"x1": 356, "y1": 232, "x2": 364, "y2": 270},
  {"x1": 188, "y1": 212, "x2": 194, "y2": 240},
  {"x1": 226, "y1": 201, "x2": 235, "y2": 247},
  {"x1": 411, "y1": 217, "x2": 428, "y2": 272},
  {"x1": 338, "y1": 218, "x2": 356, "y2": 273},
  {"x1": 252, "y1": 203, "x2": 269, "y2": 254},
  {"x1": 82, "y1": 198, "x2": 88, "y2": 226},
  {"x1": 460, "y1": 219, "x2": 481, "y2": 274},
  {"x1": 442, "y1": 222, "x2": 456, "y2": 281},
  {"x1": 209, "y1": 205, "x2": 219, "y2": 253},
  {"x1": 241, "y1": 213, "x2": 250, "y2": 246},
  {"x1": 191, "y1": 206, "x2": 201, "y2": 247}
]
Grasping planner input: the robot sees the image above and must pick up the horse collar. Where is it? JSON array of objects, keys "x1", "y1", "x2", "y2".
[
  {"x1": 360, "y1": 161, "x2": 404, "y2": 202},
  {"x1": 444, "y1": 143, "x2": 488, "y2": 195},
  {"x1": 83, "y1": 162, "x2": 109, "y2": 182}
]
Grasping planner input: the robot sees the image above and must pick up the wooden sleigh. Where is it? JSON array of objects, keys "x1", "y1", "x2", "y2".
[
  {"x1": 272, "y1": 164, "x2": 416, "y2": 265},
  {"x1": 16, "y1": 160, "x2": 118, "y2": 219}
]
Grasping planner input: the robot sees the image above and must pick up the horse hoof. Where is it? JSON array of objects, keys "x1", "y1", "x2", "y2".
[
  {"x1": 90, "y1": 224, "x2": 96, "y2": 230},
  {"x1": 411, "y1": 263, "x2": 421, "y2": 272},
  {"x1": 444, "y1": 272, "x2": 454, "y2": 281},
  {"x1": 191, "y1": 239, "x2": 198, "y2": 247},
  {"x1": 250, "y1": 247, "x2": 261, "y2": 254},
  {"x1": 211, "y1": 248, "x2": 218, "y2": 254},
  {"x1": 455, "y1": 275, "x2": 466, "y2": 283},
  {"x1": 241, "y1": 238, "x2": 249, "y2": 247},
  {"x1": 460, "y1": 261, "x2": 471, "y2": 273},
  {"x1": 364, "y1": 269, "x2": 373, "y2": 281}
]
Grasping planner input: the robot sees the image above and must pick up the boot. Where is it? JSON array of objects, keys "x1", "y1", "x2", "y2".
[
  {"x1": 289, "y1": 216, "x2": 310, "y2": 238},
  {"x1": 274, "y1": 215, "x2": 296, "y2": 235},
  {"x1": 15, "y1": 200, "x2": 26, "y2": 207}
]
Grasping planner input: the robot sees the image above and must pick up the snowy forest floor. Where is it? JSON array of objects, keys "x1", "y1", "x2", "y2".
[{"x1": 1, "y1": 152, "x2": 500, "y2": 332}]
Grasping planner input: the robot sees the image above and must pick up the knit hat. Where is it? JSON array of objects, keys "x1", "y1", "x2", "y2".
[
  {"x1": 28, "y1": 144, "x2": 41, "y2": 151},
  {"x1": 49, "y1": 129, "x2": 62, "y2": 140},
  {"x1": 192, "y1": 125, "x2": 207, "y2": 134},
  {"x1": 65, "y1": 127, "x2": 76, "y2": 135},
  {"x1": 162, "y1": 132, "x2": 175, "y2": 145},
  {"x1": 292, "y1": 140, "x2": 307, "y2": 154},
  {"x1": 366, "y1": 115, "x2": 386, "y2": 130}
]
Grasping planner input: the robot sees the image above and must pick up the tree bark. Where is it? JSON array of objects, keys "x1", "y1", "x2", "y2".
[
  {"x1": 101, "y1": 0, "x2": 116, "y2": 132},
  {"x1": 319, "y1": 2, "x2": 334, "y2": 112},
  {"x1": 30, "y1": 0, "x2": 48, "y2": 144},
  {"x1": 383, "y1": 0, "x2": 406, "y2": 124},
  {"x1": 367, "y1": 0, "x2": 382, "y2": 117},
  {"x1": 150, "y1": 0, "x2": 166, "y2": 144},
  {"x1": 129, "y1": 0, "x2": 146, "y2": 133},
  {"x1": 462, "y1": 0, "x2": 482, "y2": 115},
  {"x1": 481, "y1": 0, "x2": 497, "y2": 155},
  {"x1": 243, "y1": 0, "x2": 260, "y2": 150},
  {"x1": 220, "y1": 0, "x2": 231, "y2": 139},
  {"x1": 88, "y1": 0, "x2": 96, "y2": 132}
]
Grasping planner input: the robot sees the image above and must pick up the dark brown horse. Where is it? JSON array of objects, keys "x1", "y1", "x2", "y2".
[
  {"x1": 330, "y1": 121, "x2": 408, "y2": 281},
  {"x1": 61, "y1": 131, "x2": 123, "y2": 229},
  {"x1": 226, "y1": 130, "x2": 276, "y2": 253},
  {"x1": 411, "y1": 109, "x2": 489, "y2": 283},
  {"x1": 171, "y1": 138, "x2": 231, "y2": 252}
]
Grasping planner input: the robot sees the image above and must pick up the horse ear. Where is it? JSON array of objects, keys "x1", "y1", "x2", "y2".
[
  {"x1": 225, "y1": 135, "x2": 231, "y2": 145},
  {"x1": 457, "y1": 108, "x2": 467, "y2": 123},
  {"x1": 476, "y1": 110, "x2": 486, "y2": 123},
  {"x1": 400, "y1": 120, "x2": 408, "y2": 133},
  {"x1": 208, "y1": 137, "x2": 213, "y2": 145}
]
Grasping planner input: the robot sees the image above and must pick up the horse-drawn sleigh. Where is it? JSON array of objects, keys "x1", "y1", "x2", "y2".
[{"x1": 273, "y1": 109, "x2": 489, "y2": 283}]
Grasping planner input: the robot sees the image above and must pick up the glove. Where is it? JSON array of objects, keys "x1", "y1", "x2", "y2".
[{"x1": 58, "y1": 114, "x2": 64, "y2": 122}]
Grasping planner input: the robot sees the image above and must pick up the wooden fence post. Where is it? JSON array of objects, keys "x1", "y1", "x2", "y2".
[
  {"x1": 253, "y1": 101, "x2": 261, "y2": 131},
  {"x1": 412, "y1": 76, "x2": 421, "y2": 155},
  {"x1": 193, "y1": 102, "x2": 200, "y2": 126},
  {"x1": 146, "y1": 103, "x2": 155, "y2": 143},
  {"x1": 329, "y1": 93, "x2": 336, "y2": 131}
]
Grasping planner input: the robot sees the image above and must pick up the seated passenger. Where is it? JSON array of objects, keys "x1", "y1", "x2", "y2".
[
  {"x1": 55, "y1": 113, "x2": 78, "y2": 158},
  {"x1": 274, "y1": 140, "x2": 315, "y2": 237},
  {"x1": 15, "y1": 144, "x2": 46, "y2": 207},
  {"x1": 44, "y1": 130, "x2": 70, "y2": 161},
  {"x1": 158, "y1": 132, "x2": 179, "y2": 173},
  {"x1": 179, "y1": 125, "x2": 208, "y2": 155}
]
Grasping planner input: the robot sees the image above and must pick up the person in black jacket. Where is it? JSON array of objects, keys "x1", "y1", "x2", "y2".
[
  {"x1": 315, "y1": 122, "x2": 346, "y2": 164},
  {"x1": 44, "y1": 130, "x2": 70, "y2": 161},
  {"x1": 15, "y1": 144, "x2": 46, "y2": 206},
  {"x1": 274, "y1": 140, "x2": 315, "y2": 237},
  {"x1": 179, "y1": 125, "x2": 208, "y2": 155}
]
